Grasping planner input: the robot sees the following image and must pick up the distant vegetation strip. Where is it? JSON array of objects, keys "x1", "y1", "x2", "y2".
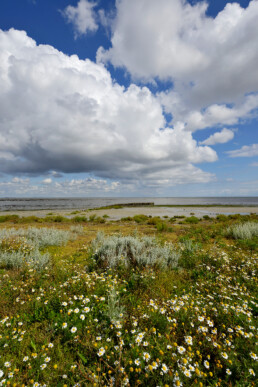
[
  {"x1": 91, "y1": 203, "x2": 257, "y2": 210},
  {"x1": 91, "y1": 202, "x2": 155, "y2": 210}
]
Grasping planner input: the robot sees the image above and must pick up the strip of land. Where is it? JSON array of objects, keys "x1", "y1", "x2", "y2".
[{"x1": 0, "y1": 205, "x2": 257, "y2": 220}]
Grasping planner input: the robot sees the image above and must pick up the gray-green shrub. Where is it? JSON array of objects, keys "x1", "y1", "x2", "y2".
[
  {"x1": 0, "y1": 227, "x2": 71, "y2": 270},
  {"x1": 70, "y1": 225, "x2": 84, "y2": 235},
  {"x1": 0, "y1": 249, "x2": 50, "y2": 271},
  {"x1": 91, "y1": 232, "x2": 180, "y2": 270},
  {"x1": 0, "y1": 227, "x2": 71, "y2": 248},
  {"x1": 180, "y1": 239, "x2": 200, "y2": 254},
  {"x1": 227, "y1": 222, "x2": 258, "y2": 240},
  {"x1": 105, "y1": 287, "x2": 125, "y2": 323}
]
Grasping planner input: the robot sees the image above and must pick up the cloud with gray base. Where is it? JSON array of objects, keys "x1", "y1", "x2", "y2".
[
  {"x1": 0, "y1": 28, "x2": 216, "y2": 188},
  {"x1": 98, "y1": 0, "x2": 258, "y2": 128}
]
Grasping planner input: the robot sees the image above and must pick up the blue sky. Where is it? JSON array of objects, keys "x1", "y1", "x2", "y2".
[{"x1": 0, "y1": 0, "x2": 257, "y2": 197}]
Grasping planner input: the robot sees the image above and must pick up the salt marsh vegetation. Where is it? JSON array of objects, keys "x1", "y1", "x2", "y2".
[{"x1": 0, "y1": 214, "x2": 257, "y2": 386}]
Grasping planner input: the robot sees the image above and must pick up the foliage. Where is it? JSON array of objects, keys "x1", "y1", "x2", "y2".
[
  {"x1": 91, "y1": 232, "x2": 180, "y2": 270},
  {"x1": 70, "y1": 225, "x2": 84, "y2": 235},
  {"x1": 0, "y1": 227, "x2": 71, "y2": 270},
  {"x1": 0, "y1": 214, "x2": 20, "y2": 223},
  {"x1": 0, "y1": 214, "x2": 257, "y2": 386},
  {"x1": 183, "y1": 216, "x2": 199, "y2": 224},
  {"x1": 0, "y1": 249, "x2": 50, "y2": 271},
  {"x1": 227, "y1": 221, "x2": 258, "y2": 239},
  {"x1": 105, "y1": 287, "x2": 125, "y2": 323},
  {"x1": 71, "y1": 216, "x2": 88, "y2": 223},
  {"x1": 216, "y1": 214, "x2": 228, "y2": 222},
  {"x1": 133, "y1": 214, "x2": 149, "y2": 224}
]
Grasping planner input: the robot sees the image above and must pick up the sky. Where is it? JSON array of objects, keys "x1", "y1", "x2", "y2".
[{"x1": 0, "y1": 0, "x2": 257, "y2": 197}]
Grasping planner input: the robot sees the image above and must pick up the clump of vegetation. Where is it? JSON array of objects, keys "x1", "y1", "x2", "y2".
[
  {"x1": 179, "y1": 238, "x2": 202, "y2": 269},
  {"x1": 44, "y1": 215, "x2": 68, "y2": 223},
  {"x1": 183, "y1": 215, "x2": 199, "y2": 224},
  {"x1": 105, "y1": 287, "x2": 125, "y2": 323},
  {"x1": 0, "y1": 227, "x2": 72, "y2": 270},
  {"x1": 147, "y1": 216, "x2": 161, "y2": 225},
  {"x1": 0, "y1": 249, "x2": 50, "y2": 271},
  {"x1": 91, "y1": 232, "x2": 180, "y2": 270},
  {"x1": 70, "y1": 225, "x2": 84, "y2": 235},
  {"x1": 180, "y1": 238, "x2": 201, "y2": 253},
  {"x1": 0, "y1": 214, "x2": 20, "y2": 223},
  {"x1": 227, "y1": 221, "x2": 258, "y2": 239},
  {"x1": 0, "y1": 227, "x2": 71, "y2": 248},
  {"x1": 71, "y1": 215, "x2": 88, "y2": 223},
  {"x1": 133, "y1": 214, "x2": 149, "y2": 224},
  {"x1": 216, "y1": 214, "x2": 228, "y2": 222},
  {"x1": 89, "y1": 213, "x2": 97, "y2": 222},
  {"x1": 155, "y1": 222, "x2": 173, "y2": 232},
  {"x1": 121, "y1": 216, "x2": 133, "y2": 221}
]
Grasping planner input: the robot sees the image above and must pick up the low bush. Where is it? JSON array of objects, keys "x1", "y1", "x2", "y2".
[
  {"x1": 105, "y1": 287, "x2": 125, "y2": 323},
  {"x1": 183, "y1": 216, "x2": 199, "y2": 224},
  {"x1": 26, "y1": 227, "x2": 71, "y2": 248},
  {"x1": 155, "y1": 222, "x2": 172, "y2": 232},
  {"x1": 44, "y1": 215, "x2": 68, "y2": 222},
  {"x1": 216, "y1": 214, "x2": 228, "y2": 222},
  {"x1": 17, "y1": 216, "x2": 43, "y2": 223},
  {"x1": 70, "y1": 225, "x2": 84, "y2": 235},
  {"x1": 94, "y1": 216, "x2": 106, "y2": 224},
  {"x1": 227, "y1": 221, "x2": 258, "y2": 240},
  {"x1": 91, "y1": 232, "x2": 180, "y2": 270},
  {"x1": 133, "y1": 214, "x2": 149, "y2": 223},
  {"x1": 0, "y1": 249, "x2": 50, "y2": 271},
  {"x1": 147, "y1": 216, "x2": 161, "y2": 225},
  {"x1": 0, "y1": 214, "x2": 20, "y2": 223},
  {"x1": 0, "y1": 227, "x2": 72, "y2": 270},
  {"x1": 179, "y1": 238, "x2": 201, "y2": 254},
  {"x1": 179, "y1": 238, "x2": 202, "y2": 269},
  {"x1": 71, "y1": 216, "x2": 88, "y2": 223}
]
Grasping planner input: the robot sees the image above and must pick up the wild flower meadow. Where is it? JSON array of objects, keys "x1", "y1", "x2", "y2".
[{"x1": 0, "y1": 215, "x2": 257, "y2": 386}]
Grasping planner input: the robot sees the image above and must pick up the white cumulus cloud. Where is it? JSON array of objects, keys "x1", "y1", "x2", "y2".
[
  {"x1": 227, "y1": 144, "x2": 258, "y2": 158},
  {"x1": 98, "y1": 0, "x2": 258, "y2": 128},
  {"x1": 0, "y1": 28, "x2": 216, "y2": 188},
  {"x1": 62, "y1": 0, "x2": 98, "y2": 38},
  {"x1": 200, "y1": 128, "x2": 235, "y2": 146}
]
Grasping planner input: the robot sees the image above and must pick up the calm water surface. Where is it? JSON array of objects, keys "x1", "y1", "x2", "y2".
[{"x1": 0, "y1": 197, "x2": 257, "y2": 211}]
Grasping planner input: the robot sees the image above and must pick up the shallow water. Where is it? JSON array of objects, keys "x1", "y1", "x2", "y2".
[{"x1": 0, "y1": 197, "x2": 257, "y2": 211}]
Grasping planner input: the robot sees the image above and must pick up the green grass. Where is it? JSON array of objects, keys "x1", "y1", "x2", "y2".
[{"x1": 0, "y1": 214, "x2": 257, "y2": 386}]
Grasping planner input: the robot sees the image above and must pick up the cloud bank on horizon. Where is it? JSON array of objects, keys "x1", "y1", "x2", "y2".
[{"x1": 0, "y1": 0, "x2": 257, "y2": 196}]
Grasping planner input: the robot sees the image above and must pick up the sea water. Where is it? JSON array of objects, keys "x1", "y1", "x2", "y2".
[{"x1": 0, "y1": 197, "x2": 257, "y2": 211}]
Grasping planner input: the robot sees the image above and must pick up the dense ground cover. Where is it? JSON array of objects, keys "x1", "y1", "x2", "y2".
[{"x1": 0, "y1": 214, "x2": 257, "y2": 386}]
